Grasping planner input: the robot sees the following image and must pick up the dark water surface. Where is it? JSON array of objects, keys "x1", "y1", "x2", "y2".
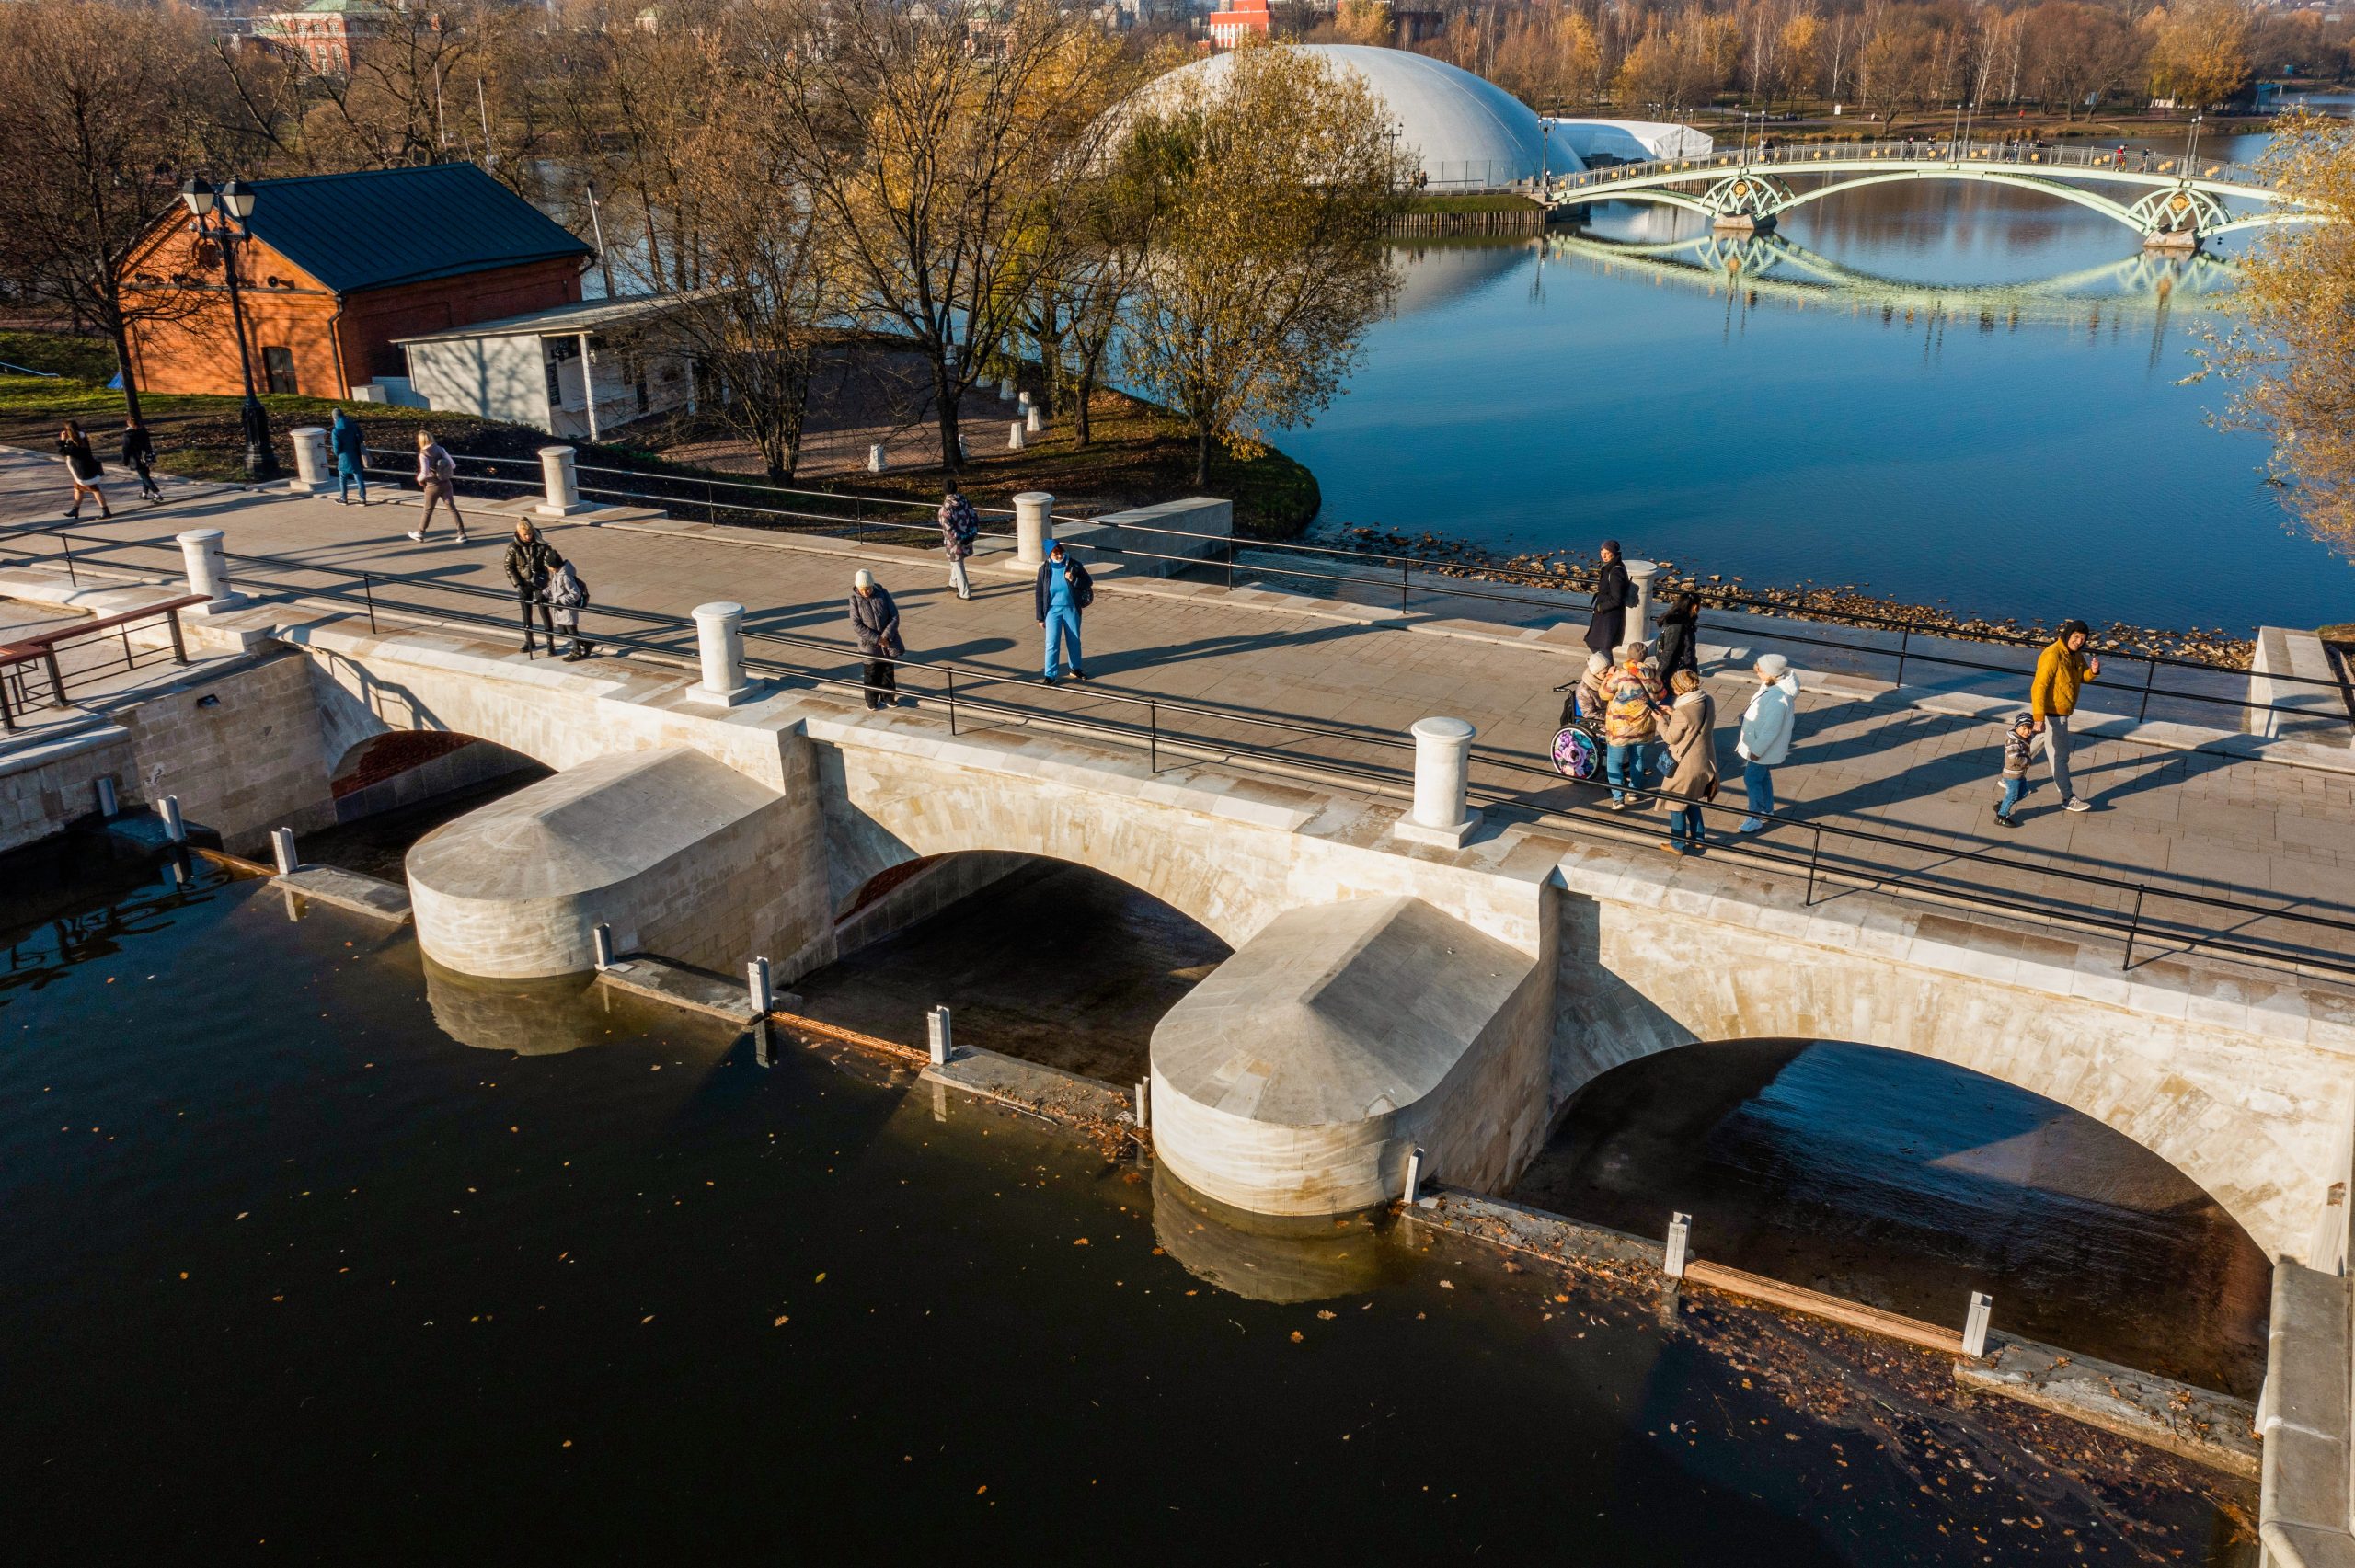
[
  {"x1": 1, "y1": 844, "x2": 2255, "y2": 1562},
  {"x1": 1288, "y1": 144, "x2": 2355, "y2": 634}
]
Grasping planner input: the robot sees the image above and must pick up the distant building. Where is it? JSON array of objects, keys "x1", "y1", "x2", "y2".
[
  {"x1": 119, "y1": 163, "x2": 595, "y2": 405},
  {"x1": 396, "y1": 295, "x2": 702, "y2": 441},
  {"x1": 254, "y1": 0, "x2": 397, "y2": 77},
  {"x1": 1208, "y1": 0, "x2": 1269, "y2": 49}
]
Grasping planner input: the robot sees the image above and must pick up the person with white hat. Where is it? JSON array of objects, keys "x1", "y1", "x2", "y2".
[
  {"x1": 848, "y1": 568, "x2": 902, "y2": 710},
  {"x1": 1735, "y1": 652, "x2": 1801, "y2": 832}
]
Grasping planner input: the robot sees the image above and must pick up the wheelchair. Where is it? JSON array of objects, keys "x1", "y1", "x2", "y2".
[{"x1": 1548, "y1": 681, "x2": 1605, "y2": 782}]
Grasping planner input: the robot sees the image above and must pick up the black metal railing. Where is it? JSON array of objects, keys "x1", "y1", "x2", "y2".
[{"x1": 0, "y1": 593, "x2": 203, "y2": 731}]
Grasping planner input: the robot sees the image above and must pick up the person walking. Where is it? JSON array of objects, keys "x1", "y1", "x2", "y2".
[
  {"x1": 407, "y1": 430, "x2": 467, "y2": 543},
  {"x1": 1655, "y1": 668, "x2": 1719, "y2": 854},
  {"x1": 1600, "y1": 639, "x2": 1669, "y2": 810},
  {"x1": 330, "y1": 409, "x2": 369, "y2": 506},
  {"x1": 1654, "y1": 590, "x2": 1701, "y2": 679},
  {"x1": 548, "y1": 557, "x2": 595, "y2": 661},
  {"x1": 1584, "y1": 539, "x2": 1633, "y2": 658},
  {"x1": 1735, "y1": 652, "x2": 1800, "y2": 831},
  {"x1": 57, "y1": 421, "x2": 111, "y2": 520},
  {"x1": 119, "y1": 417, "x2": 163, "y2": 505},
  {"x1": 1035, "y1": 537, "x2": 1093, "y2": 684},
  {"x1": 1993, "y1": 710, "x2": 2036, "y2": 828},
  {"x1": 502, "y1": 520, "x2": 562, "y2": 653},
  {"x1": 2029, "y1": 618, "x2": 2100, "y2": 813},
  {"x1": 937, "y1": 490, "x2": 979, "y2": 601},
  {"x1": 850, "y1": 568, "x2": 902, "y2": 709}
]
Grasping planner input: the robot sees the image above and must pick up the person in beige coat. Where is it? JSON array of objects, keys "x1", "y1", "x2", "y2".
[{"x1": 1655, "y1": 669, "x2": 1718, "y2": 854}]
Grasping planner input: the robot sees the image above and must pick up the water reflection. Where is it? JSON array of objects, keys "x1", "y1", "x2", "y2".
[
  {"x1": 419, "y1": 956, "x2": 612, "y2": 1056},
  {"x1": 1149, "y1": 1161, "x2": 1386, "y2": 1304}
]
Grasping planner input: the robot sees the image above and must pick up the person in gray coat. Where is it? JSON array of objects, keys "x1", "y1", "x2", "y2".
[
  {"x1": 849, "y1": 568, "x2": 902, "y2": 709},
  {"x1": 1655, "y1": 669, "x2": 1719, "y2": 854}
]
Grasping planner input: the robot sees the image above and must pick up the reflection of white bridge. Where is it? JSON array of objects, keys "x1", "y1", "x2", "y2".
[
  {"x1": 1544, "y1": 228, "x2": 2235, "y2": 323},
  {"x1": 1544, "y1": 140, "x2": 2322, "y2": 249}
]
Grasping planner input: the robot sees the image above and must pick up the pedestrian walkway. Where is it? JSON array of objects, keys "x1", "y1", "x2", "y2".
[{"x1": 4, "y1": 446, "x2": 2351, "y2": 974}]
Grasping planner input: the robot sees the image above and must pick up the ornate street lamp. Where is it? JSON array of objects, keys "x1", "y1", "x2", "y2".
[{"x1": 179, "y1": 174, "x2": 277, "y2": 481}]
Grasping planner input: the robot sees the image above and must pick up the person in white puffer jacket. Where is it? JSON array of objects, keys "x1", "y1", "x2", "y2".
[{"x1": 1735, "y1": 652, "x2": 1801, "y2": 832}]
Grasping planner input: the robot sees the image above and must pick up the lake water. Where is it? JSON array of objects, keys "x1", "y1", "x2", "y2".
[
  {"x1": 0, "y1": 838, "x2": 2257, "y2": 1562},
  {"x1": 1287, "y1": 133, "x2": 2355, "y2": 635}
]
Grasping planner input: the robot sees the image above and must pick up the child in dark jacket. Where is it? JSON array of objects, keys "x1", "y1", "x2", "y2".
[{"x1": 1994, "y1": 711, "x2": 2035, "y2": 827}]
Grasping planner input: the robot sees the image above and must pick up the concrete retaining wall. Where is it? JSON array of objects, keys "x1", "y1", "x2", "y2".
[{"x1": 1060, "y1": 497, "x2": 1233, "y2": 578}]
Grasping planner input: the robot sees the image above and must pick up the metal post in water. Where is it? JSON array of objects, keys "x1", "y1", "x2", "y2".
[
  {"x1": 1402, "y1": 1145, "x2": 1425, "y2": 1206},
  {"x1": 1134, "y1": 1078, "x2": 1150, "y2": 1131},
  {"x1": 156, "y1": 795, "x2": 186, "y2": 844},
  {"x1": 592, "y1": 922, "x2": 615, "y2": 971},
  {"x1": 95, "y1": 776, "x2": 118, "y2": 818},
  {"x1": 1664, "y1": 1211, "x2": 1693, "y2": 1277},
  {"x1": 747, "y1": 956, "x2": 774, "y2": 1015},
  {"x1": 926, "y1": 1005, "x2": 952, "y2": 1066},
  {"x1": 1962, "y1": 1290, "x2": 1993, "y2": 1358},
  {"x1": 270, "y1": 827, "x2": 297, "y2": 876}
]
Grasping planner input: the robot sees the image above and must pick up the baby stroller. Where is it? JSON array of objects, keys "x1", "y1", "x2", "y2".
[{"x1": 1548, "y1": 678, "x2": 1604, "y2": 781}]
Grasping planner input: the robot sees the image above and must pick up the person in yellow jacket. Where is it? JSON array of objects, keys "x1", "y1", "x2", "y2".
[{"x1": 2029, "y1": 619, "x2": 2100, "y2": 814}]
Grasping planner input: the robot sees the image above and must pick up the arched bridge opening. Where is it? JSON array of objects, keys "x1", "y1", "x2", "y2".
[
  {"x1": 302, "y1": 731, "x2": 549, "y2": 883},
  {"x1": 797, "y1": 852, "x2": 1235, "y2": 1089},
  {"x1": 1511, "y1": 1036, "x2": 2270, "y2": 1397}
]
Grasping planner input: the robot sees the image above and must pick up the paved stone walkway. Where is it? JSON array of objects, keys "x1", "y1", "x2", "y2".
[{"x1": 4, "y1": 447, "x2": 2351, "y2": 973}]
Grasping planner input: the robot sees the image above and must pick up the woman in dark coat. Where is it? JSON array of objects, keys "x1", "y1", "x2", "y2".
[
  {"x1": 58, "y1": 421, "x2": 111, "y2": 521},
  {"x1": 1655, "y1": 591, "x2": 1701, "y2": 679},
  {"x1": 1584, "y1": 538, "x2": 1630, "y2": 658}
]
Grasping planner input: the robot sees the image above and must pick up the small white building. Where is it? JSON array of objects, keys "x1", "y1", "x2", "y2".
[
  {"x1": 1545, "y1": 119, "x2": 1715, "y2": 167},
  {"x1": 396, "y1": 294, "x2": 701, "y2": 441}
]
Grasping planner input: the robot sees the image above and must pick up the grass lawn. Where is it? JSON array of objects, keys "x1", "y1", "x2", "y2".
[{"x1": 0, "y1": 330, "x2": 1321, "y2": 539}]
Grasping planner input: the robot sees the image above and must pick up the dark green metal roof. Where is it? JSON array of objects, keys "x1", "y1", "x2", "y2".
[{"x1": 243, "y1": 164, "x2": 593, "y2": 296}]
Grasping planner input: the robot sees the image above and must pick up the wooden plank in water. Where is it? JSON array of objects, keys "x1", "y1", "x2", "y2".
[{"x1": 1682, "y1": 1259, "x2": 1965, "y2": 1356}]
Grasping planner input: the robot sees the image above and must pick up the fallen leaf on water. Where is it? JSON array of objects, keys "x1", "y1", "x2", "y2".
[
  {"x1": 640, "y1": 1314, "x2": 655, "y2": 1324},
  {"x1": 1073, "y1": 1238, "x2": 1089, "y2": 1246},
  {"x1": 1290, "y1": 1331, "x2": 1304, "y2": 1343},
  {"x1": 773, "y1": 1315, "x2": 789, "y2": 1327},
  {"x1": 1315, "y1": 1310, "x2": 1336, "y2": 1321},
  {"x1": 1438, "y1": 1279, "x2": 1454, "y2": 1290},
  {"x1": 815, "y1": 1272, "x2": 827, "y2": 1283},
  {"x1": 975, "y1": 1485, "x2": 987, "y2": 1495}
]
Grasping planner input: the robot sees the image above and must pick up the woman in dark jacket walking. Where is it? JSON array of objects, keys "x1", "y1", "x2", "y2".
[
  {"x1": 1654, "y1": 591, "x2": 1701, "y2": 679},
  {"x1": 120, "y1": 417, "x2": 162, "y2": 504},
  {"x1": 1584, "y1": 539, "x2": 1631, "y2": 658},
  {"x1": 58, "y1": 421, "x2": 110, "y2": 520}
]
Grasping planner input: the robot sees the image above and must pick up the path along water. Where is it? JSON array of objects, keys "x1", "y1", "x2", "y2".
[
  {"x1": 0, "y1": 840, "x2": 2257, "y2": 1562},
  {"x1": 1284, "y1": 132, "x2": 2355, "y2": 635}
]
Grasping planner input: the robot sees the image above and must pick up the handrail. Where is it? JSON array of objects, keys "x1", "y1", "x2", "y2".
[
  {"x1": 0, "y1": 592, "x2": 202, "y2": 732},
  {"x1": 1544, "y1": 138, "x2": 2268, "y2": 199},
  {"x1": 33, "y1": 530, "x2": 2339, "y2": 985}
]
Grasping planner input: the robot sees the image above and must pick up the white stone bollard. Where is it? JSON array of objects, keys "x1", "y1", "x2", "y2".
[
  {"x1": 536, "y1": 445, "x2": 588, "y2": 517},
  {"x1": 958, "y1": 434, "x2": 970, "y2": 463},
  {"x1": 998, "y1": 376, "x2": 1015, "y2": 401},
  {"x1": 1011, "y1": 491, "x2": 1053, "y2": 569},
  {"x1": 867, "y1": 442, "x2": 888, "y2": 475},
  {"x1": 1626, "y1": 557, "x2": 1660, "y2": 647},
  {"x1": 95, "y1": 777, "x2": 118, "y2": 818},
  {"x1": 288, "y1": 427, "x2": 331, "y2": 494},
  {"x1": 688, "y1": 601, "x2": 753, "y2": 705},
  {"x1": 1025, "y1": 406, "x2": 1044, "y2": 435},
  {"x1": 1007, "y1": 420, "x2": 1026, "y2": 452},
  {"x1": 1134, "y1": 1078, "x2": 1151, "y2": 1131},
  {"x1": 592, "y1": 922, "x2": 615, "y2": 971},
  {"x1": 1017, "y1": 390, "x2": 1032, "y2": 413},
  {"x1": 156, "y1": 795, "x2": 186, "y2": 844},
  {"x1": 1402, "y1": 1145, "x2": 1425, "y2": 1205},
  {"x1": 747, "y1": 956, "x2": 774, "y2": 1015},
  {"x1": 1395, "y1": 716, "x2": 1478, "y2": 848},
  {"x1": 927, "y1": 1005, "x2": 953, "y2": 1066},
  {"x1": 1962, "y1": 1290, "x2": 1993, "y2": 1358},
  {"x1": 270, "y1": 826, "x2": 297, "y2": 876},
  {"x1": 176, "y1": 529, "x2": 243, "y2": 612},
  {"x1": 1664, "y1": 1211, "x2": 1693, "y2": 1277}
]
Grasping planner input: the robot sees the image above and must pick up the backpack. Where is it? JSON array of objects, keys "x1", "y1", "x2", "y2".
[
  {"x1": 1070, "y1": 564, "x2": 1094, "y2": 611},
  {"x1": 949, "y1": 498, "x2": 980, "y2": 546}
]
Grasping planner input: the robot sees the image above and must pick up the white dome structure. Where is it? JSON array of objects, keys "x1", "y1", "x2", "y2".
[{"x1": 1145, "y1": 45, "x2": 1581, "y2": 190}]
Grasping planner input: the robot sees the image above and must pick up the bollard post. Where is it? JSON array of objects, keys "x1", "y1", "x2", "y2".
[
  {"x1": 288, "y1": 427, "x2": 331, "y2": 494},
  {"x1": 867, "y1": 442, "x2": 888, "y2": 475},
  {"x1": 1395, "y1": 716, "x2": 1479, "y2": 847},
  {"x1": 156, "y1": 794, "x2": 186, "y2": 844},
  {"x1": 176, "y1": 529, "x2": 244, "y2": 612},
  {"x1": 1134, "y1": 1078, "x2": 1150, "y2": 1131},
  {"x1": 1011, "y1": 491, "x2": 1053, "y2": 569},
  {"x1": 1625, "y1": 557, "x2": 1660, "y2": 647},
  {"x1": 1007, "y1": 420, "x2": 1026, "y2": 452},
  {"x1": 998, "y1": 376, "x2": 1014, "y2": 400},
  {"x1": 270, "y1": 827, "x2": 297, "y2": 876},
  {"x1": 688, "y1": 601, "x2": 753, "y2": 705},
  {"x1": 1025, "y1": 405, "x2": 1044, "y2": 435},
  {"x1": 747, "y1": 956, "x2": 774, "y2": 1015},
  {"x1": 926, "y1": 1005, "x2": 952, "y2": 1066},
  {"x1": 592, "y1": 922, "x2": 615, "y2": 971},
  {"x1": 536, "y1": 445, "x2": 588, "y2": 516},
  {"x1": 95, "y1": 776, "x2": 118, "y2": 818},
  {"x1": 1664, "y1": 1212, "x2": 1693, "y2": 1277},
  {"x1": 1402, "y1": 1145, "x2": 1425, "y2": 1205},
  {"x1": 1962, "y1": 1290, "x2": 1993, "y2": 1358},
  {"x1": 1017, "y1": 390, "x2": 1032, "y2": 413}
]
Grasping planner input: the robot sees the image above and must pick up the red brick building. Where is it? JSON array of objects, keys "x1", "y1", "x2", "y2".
[
  {"x1": 120, "y1": 164, "x2": 594, "y2": 404},
  {"x1": 254, "y1": 0, "x2": 395, "y2": 78},
  {"x1": 1208, "y1": 0, "x2": 1269, "y2": 49}
]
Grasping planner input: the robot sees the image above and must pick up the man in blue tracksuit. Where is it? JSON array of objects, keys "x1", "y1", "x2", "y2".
[{"x1": 1034, "y1": 538, "x2": 1092, "y2": 683}]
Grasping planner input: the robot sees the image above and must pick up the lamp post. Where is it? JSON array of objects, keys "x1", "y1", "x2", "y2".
[
  {"x1": 179, "y1": 175, "x2": 277, "y2": 482},
  {"x1": 2186, "y1": 111, "x2": 2203, "y2": 166}
]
